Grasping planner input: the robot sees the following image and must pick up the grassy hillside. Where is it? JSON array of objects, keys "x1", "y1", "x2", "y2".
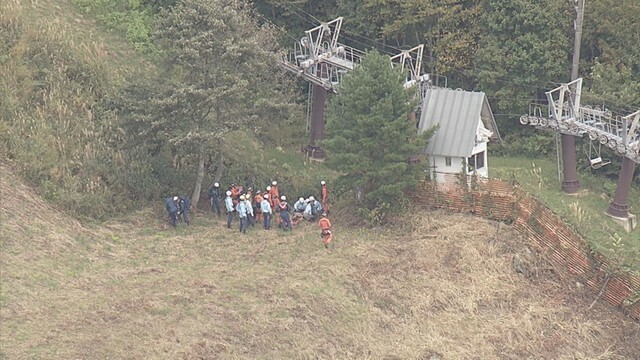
[
  {"x1": 0, "y1": 0, "x2": 158, "y2": 219},
  {"x1": 2, "y1": 162, "x2": 639, "y2": 359},
  {"x1": 490, "y1": 156, "x2": 640, "y2": 274},
  {"x1": 1, "y1": 1, "x2": 639, "y2": 357}
]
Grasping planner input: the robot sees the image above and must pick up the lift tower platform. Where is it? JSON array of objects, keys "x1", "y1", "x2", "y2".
[{"x1": 519, "y1": 79, "x2": 639, "y2": 231}]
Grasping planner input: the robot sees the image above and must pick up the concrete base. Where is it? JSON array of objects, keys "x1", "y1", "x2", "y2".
[
  {"x1": 303, "y1": 145, "x2": 325, "y2": 161},
  {"x1": 604, "y1": 212, "x2": 637, "y2": 233}
]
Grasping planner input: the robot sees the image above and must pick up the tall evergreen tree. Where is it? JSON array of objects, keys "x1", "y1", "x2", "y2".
[{"x1": 323, "y1": 51, "x2": 433, "y2": 223}]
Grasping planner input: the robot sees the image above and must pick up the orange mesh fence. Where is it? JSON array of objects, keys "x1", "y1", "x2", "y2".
[{"x1": 415, "y1": 176, "x2": 640, "y2": 321}]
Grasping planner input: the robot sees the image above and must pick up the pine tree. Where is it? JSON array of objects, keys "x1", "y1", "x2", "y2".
[{"x1": 323, "y1": 51, "x2": 433, "y2": 222}]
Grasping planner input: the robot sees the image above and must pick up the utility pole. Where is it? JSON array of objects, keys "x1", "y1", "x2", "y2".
[
  {"x1": 560, "y1": 0, "x2": 585, "y2": 194},
  {"x1": 570, "y1": 0, "x2": 585, "y2": 81}
]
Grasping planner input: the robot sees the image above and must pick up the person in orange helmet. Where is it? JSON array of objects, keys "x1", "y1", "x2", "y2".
[
  {"x1": 320, "y1": 180, "x2": 330, "y2": 214},
  {"x1": 318, "y1": 212, "x2": 333, "y2": 249}
]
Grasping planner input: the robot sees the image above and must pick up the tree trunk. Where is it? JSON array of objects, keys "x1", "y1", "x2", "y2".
[
  {"x1": 213, "y1": 150, "x2": 224, "y2": 183},
  {"x1": 191, "y1": 144, "x2": 206, "y2": 211}
]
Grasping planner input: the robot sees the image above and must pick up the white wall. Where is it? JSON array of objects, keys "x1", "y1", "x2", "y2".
[
  {"x1": 428, "y1": 119, "x2": 492, "y2": 184},
  {"x1": 469, "y1": 141, "x2": 488, "y2": 178},
  {"x1": 430, "y1": 155, "x2": 465, "y2": 184}
]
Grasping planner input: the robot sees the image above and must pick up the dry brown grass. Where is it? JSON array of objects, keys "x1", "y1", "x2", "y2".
[{"x1": 1, "y1": 162, "x2": 639, "y2": 359}]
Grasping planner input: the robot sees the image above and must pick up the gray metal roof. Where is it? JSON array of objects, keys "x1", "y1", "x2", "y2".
[{"x1": 418, "y1": 88, "x2": 501, "y2": 157}]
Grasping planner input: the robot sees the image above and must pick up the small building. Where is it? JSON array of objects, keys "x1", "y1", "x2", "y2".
[{"x1": 417, "y1": 88, "x2": 501, "y2": 184}]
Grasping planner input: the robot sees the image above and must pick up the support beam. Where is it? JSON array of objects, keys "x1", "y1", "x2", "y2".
[
  {"x1": 305, "y1": 83, "x2": 327, "y2": 159},
  {"x1": 561, "y1": 134, "x2": 580, "y2": 193},
  {"x1": 606, "y1": 158, "x2": 636, "y2": 218},
  {"x1": 560, "y1": 0, "x2": 586, "y2": 194}
]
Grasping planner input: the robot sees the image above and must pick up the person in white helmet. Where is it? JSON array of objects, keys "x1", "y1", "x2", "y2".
[
  {"x1": 260, "y1": 194, "x2": 273, "y2": 230},
  {"x1": 244, "y1": 191, "x2": 255, "y2": 227},
  {"x1": 303, "y1": 196, "x2": 314, "y2": 221},
  {"x1": 174, "y1": 195, "x2": 191, "y2": 225},
  {"x1": 236, "y1": 194, "x2": 248, "y2": 233},
  {"x1": 278, "y1": 195, "x2": 292, "y2": 231},
  {"x1": 320, "y1": 180, "x2": 330, "y2": 214},
  {"x1": 207, "y1": 182, "x2": 222, "y2": 217},
  {"x1": 304, "y1": 196, "x2": 323, "y2": 221},
  {"x1": 318, "y1": 212, "x2": 333, "y2": 249},
  {"x1": 294, "y1": 197, "x2": 306, "y2": 214},
  {"x1": 269, "y1": 181, "x2": 280, "y2": 210},
  {"x1": 291, "y1": 197, "x2": 306, "y2": 226},
  {"x1": 224, "y1": 190, "x2": 234, "y2": 229},
  {"x1": 164, "y1": 196, "x2": 179, "y2": 227},
  {"x1": 254, "y1": 190, "x2": 264, "y2": 224}
]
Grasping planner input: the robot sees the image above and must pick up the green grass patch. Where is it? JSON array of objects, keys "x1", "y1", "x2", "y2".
[
  {"x1": 490, "y1": 155, "x2": 640, "y2": 274},
  {"x1": 224, "y1": 132, "x2": 338, "y2": 196}
]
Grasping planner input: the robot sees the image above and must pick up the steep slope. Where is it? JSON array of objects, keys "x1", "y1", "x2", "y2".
[
  {"x1": 1, "y1": 162, "x2": 638, "y2": 359},
  {"x1": 0, "y1": 160, "x2": 87, "y2": 251},
  {"x1": 1, "y1": 0, "x2": 156, "y2": 219}
]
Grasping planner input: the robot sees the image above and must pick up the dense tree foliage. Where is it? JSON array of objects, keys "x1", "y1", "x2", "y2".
[
  {"x1": 581, "y1": 0, "x2": 640, "y2": 110},
  {"x1": 3, "y1": 0, "x2": 638, "y2": 219},
  {"x1": 253, "y1": 0, "x2": 639, "y2": 184},
  {"x1": 122, "y1": 0, "x2": 296, "y2": 209},
  {"x1": 323, "y1": 52, "x2": 433, "y2": 223},
  {"x1": 473, "y1": 0, "x2": 572, "y2": 134}
]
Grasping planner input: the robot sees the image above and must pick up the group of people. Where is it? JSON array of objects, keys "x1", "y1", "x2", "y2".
[
  {"x1": 208, "y1": 180, "x2": 333, "y2": 247},
  {"x1": 165, "y1": 180, "x2": 333, "y2": 248}
]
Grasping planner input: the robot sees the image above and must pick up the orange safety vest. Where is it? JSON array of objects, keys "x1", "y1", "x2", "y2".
[
  {"x1": 321, "y1": 186, "x2": 329, "y2": 202},
  {"x1": 270, "y1": 186, "x2": 279, "y2": 207},
  {"x1": 318, "y1": 217, "x2": 331, "y2": 231}
]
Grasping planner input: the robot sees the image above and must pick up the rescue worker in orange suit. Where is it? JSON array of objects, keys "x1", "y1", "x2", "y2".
[
  {"x1": 230, "y1": 184, "x2": 241, "y2": 207},
  {"x1": 269, "y1": 181, "x2": 280, "y2": 210},
  {"x1": 320, "y1": 180, "x2": 330, "y2": 214},
  {"x1": 254, "y1": 190, "x2": 263, "y2": 224},
  {"x1": 318, "y1": 212, "x2": 333, "y2": 248}
]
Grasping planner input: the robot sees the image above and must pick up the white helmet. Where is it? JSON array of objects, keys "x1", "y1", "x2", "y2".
[
  {"x1": 321, "y1": 180, "x2": 326, "y2": 185},
  {"x1": 226, "y1": 191, "x2": 232, "y2": 196},
  {"x1": 308, "y1": 196, "x2": 315, "y2": 201},
  {"x1": 266, "y1": 186, "x2": 271, "y2": 191},
  {"x1": 264, "y1": 194, "x2": 269, "y2": 199},
  {"x1": 173, "y1": 196, "x2": 179, "y2": 201},
  {"x1": 214, "y1": 182, "x2": 219, "y2": 187},
  {"x1": 280, "y1": 195, "x2": 286, "y2": 201},
  {"x1": 272, "y1": 181, "x2": 277, "y2": 186},
  {"x1": 240, "y1": 195, "x2": 246, "y2": 200},
  {"x1": 299, "y1": 197, "x2": 304, "y2": 203}
]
